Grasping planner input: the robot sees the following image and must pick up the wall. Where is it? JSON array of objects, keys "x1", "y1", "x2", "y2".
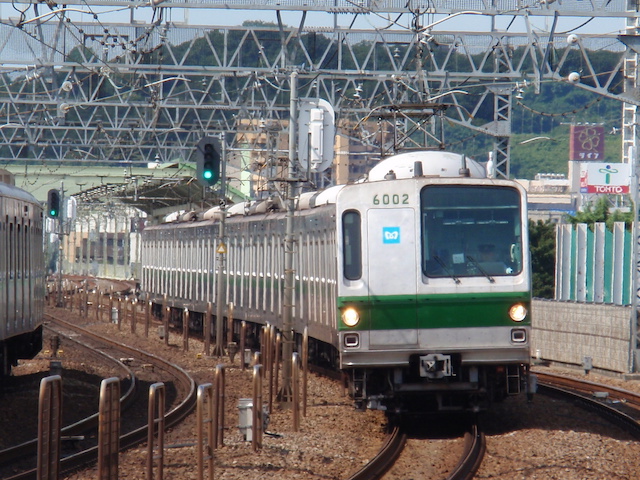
[{"x1": 532, "y1": 299, "x2": 632, "y2": 373}]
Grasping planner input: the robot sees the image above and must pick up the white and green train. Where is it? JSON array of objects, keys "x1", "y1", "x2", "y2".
[{"x1": 141, "y1": 150, "x2": 533, "y2": 412}]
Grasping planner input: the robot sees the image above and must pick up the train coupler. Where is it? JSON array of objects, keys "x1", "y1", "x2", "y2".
[{"x1": 419, "y1": 354, "x2": 453, "y2": 379}]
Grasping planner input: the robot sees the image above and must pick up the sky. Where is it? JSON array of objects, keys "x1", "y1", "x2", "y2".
[
  {"x1": 209, "y1": 11, "x2": 623, "y2": 37},
  {"x1": 200, "y1": 10, "x2": 630, "y2": 36},
  {"x1": 2, "y1": 5, "x2": 630, "y2": 37}
]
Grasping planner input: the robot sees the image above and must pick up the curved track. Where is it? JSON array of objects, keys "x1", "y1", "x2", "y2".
[
  {"x1": 536, "y1": 370, "x2": 640, "y2": 440},
  {"x1": 346, "y1": 426, "x2": 406, "y2": 480},
  {"x1": 447, "y1": 425, "x2": 485, "y2": 480},
  {"x1": 3, "y1": 313, "x2": 197, "y2": 480},
  {"x1": 0, "y1": 326, "x2": 136, "y2": 468},
  {"x1": 348, "y1": 368, "x2": 640, "y2": 480},
  {"x1": 345, "y1": 422, "x2": 484, "y2": 480},
  {"x1": 535, "y1": 370, "x2": 640, "y2": 409}
]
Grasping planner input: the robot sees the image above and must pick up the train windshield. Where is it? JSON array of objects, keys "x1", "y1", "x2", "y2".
[{"x1": 421, "y1": 185, "x2": 523, "y2": 279}]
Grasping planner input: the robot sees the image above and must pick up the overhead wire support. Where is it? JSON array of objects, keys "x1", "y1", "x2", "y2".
[
  {"x1": 213, "y1": 133, "x2": 227, "y2": 357},
  {"x1": 277, "y1": 70, "x2": 298, "y2": 407}
]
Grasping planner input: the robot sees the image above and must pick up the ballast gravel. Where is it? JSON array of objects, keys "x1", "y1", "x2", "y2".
[{"x1": 9, "y1": 296, "x2": 640, "y2": 479}]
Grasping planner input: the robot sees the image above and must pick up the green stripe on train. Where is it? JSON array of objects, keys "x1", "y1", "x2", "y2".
[{"x1": 337, "y1": 291, "x2": 531, "y2": 331}]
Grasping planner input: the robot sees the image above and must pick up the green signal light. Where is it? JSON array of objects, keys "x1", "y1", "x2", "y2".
[
  {"x1": 196, "y1": 137, "x2": 220, "y2": 186},
  {"x1": 47, "y1": 189, "x2": 61, "y2": 218}
]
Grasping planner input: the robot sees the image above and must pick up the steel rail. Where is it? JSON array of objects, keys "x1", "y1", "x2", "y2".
[
  {"x1": 345, "y1": 421, "x2": 484, "y2": 480},
  {"x1": 535, "y1": 370, "x2": 640, "y2": 409},
  {"x1": 346, "y1": 425, "x2": 406, "y2": 480},
  {"x1": 3, "y1": 314, "x2": 197, "y2": 480},
  {"x1": 0, "y1": 324, "x2": 137, "y2": 467},
  {"x1": 538, "y1": 379, "x2": 640, "y2": 440},
  {"x1": 447, "y1": 424, "x2": 486, "y2": 480}
]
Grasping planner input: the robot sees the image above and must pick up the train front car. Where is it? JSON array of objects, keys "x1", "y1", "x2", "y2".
[{"x1": 336, "y1": 151, "x2": 532, "y2": 412}]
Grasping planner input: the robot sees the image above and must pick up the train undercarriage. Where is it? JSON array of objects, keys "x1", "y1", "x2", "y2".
[
  {"x1": 151, "y1": 302, "x2": 535, "y2": 414},
  {"x1": 346, "y1": 361, "x2": 533, "y2": 413},
  {"x1": 0, "y1": 326, "x2": 43, "y2": 377}
]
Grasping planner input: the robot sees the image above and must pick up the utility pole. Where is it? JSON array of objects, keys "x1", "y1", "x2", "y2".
[
  {"x1": 48, "y1": 183, "x2": 65, "y2": 307},
  {"x1": 630, "y1": 144, "x2": 639, "y2": 373},
  {"x1": 213, "y1": 134, "x2": 227, "y2": 357},
  {"x1": 278, "y1": 71, "x2": 298, "y2": 406}
]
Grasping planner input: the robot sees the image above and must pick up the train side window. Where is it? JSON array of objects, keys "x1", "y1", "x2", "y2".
[
  {"x1": 17, "y1": 223, "x2": 21, "y2": 280},
  {"x1": 342, "y1": 211, "x2": 362, "y2": 280},
  {"x1": 8, "y1": 220, "x2": 13, "y2": 280}
]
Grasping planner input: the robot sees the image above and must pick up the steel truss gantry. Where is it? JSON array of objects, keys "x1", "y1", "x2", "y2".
[{"x1": 0, "y1": 0, "x2": 636, "y2": 183}]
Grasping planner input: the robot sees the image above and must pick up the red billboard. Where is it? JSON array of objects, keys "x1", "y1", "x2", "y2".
[{"x1": 569, "y1": 125, "x2": 604, "y2": 161}]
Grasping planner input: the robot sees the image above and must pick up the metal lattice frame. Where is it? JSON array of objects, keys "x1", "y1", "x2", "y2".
[{"x1": 0, "y1": 6, "x2": 633, "y2": 181}]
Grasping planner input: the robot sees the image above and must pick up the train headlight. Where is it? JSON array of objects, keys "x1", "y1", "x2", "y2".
[
  {"x1": 509, "y1": 303, "x2": 528, "y2": 322},
  {"x1": 342, "y1": 307, "x2": 360, "y2": 327}
]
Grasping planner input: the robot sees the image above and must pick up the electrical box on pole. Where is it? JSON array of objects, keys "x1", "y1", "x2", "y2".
[
  {"x1": 297, "y1": 98, "x2": 335, "y2": 173},
  {"x1": 196, "y1": 136, "x2": 222, "y2": 187}
]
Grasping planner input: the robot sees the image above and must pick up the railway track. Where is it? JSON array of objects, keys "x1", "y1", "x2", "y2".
[
  {"x1": 0, "y1": 326, "x2": 136, "y2": 469},
  {"x1": 32, "y1": 288, "x2": 634, "y2": 478},
  {"x1": 536, "y1": 370, "x2": 640, "y2": 439},
  {"x1": 346, "y1": 425, "x2": 406, "y2": 480},
  {"x1": 447, "y1": 425, "x2": 485, "y2": 480},
  {"x1": 349, "y1": 370, "x2": 640, "y2": 480},
  {"x1": 535, "y1": 370, "x2": 640, "y2": 409},
  {"x1": 1, "y1": 313, "x2": 197, "y2": 480},
  {"x1": 346, "y1": 422, "x2": 484, "y2": 480}
]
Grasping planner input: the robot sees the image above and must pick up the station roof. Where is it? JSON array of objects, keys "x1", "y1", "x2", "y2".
[
  {"x1": 8, "y1": 161, "x2": 250, "y2": 222},
  {"x1": 74, "y1": 173, "x2": 216, "y2": 217}
]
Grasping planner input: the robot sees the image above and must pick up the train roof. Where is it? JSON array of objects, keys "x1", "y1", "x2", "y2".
[
  {"x1": 0, "y1": 181, "x2": 40, "y2": 205},
  {"x1": 155, "y1": 151, "x2": 492, "y2": 225},
  {"x1": 368, "y1": 151, "x2": 487, "y2": 181}
]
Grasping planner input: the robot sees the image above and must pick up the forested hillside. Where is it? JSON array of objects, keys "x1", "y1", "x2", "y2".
[
  {"x1": 510, "y1": 82, "x2": 623, "y2": 179},
  {"x1": 66, "y1": 18, "x2": 624, "y2": 181},
  {"x1": 448, "y1": 82, "x2": 624, "y2": 180}
]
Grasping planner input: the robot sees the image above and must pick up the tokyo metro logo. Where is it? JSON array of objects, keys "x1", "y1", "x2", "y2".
[{"x1": 382, "y1": 227, "x2": 400, "y2": 244}]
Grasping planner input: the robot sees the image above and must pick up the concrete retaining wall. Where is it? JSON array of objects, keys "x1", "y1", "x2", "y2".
[{"x1": 532, "y1": 299, "x2": 632, "y2": 373}]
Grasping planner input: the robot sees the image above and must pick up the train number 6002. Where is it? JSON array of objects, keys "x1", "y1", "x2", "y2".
[{"x1": 373, "y1": 194, "x2": 409, "y2": 205}]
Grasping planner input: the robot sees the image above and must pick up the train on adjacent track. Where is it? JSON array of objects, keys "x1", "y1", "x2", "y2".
[
  {"x1": 0, "y1": 179, "x2": 45, "y2": 377},
  {"x1": 140, "y1": 150, "x2": 533, "y2": 412}
]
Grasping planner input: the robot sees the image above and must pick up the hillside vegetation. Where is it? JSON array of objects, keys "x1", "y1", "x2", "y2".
[
  {"x1": 64, "y1": 24, "x2": 624, "y2": 180},
  {"x1": 454, "y1": 82, "x2": 624, "y2": 180}
]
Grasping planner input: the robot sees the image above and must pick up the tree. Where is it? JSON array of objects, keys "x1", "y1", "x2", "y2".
[
  {"x1": 529, "y1": 220, "x2": 556, "y2": 298},
  {"x1": 566, "y1": 196, "x2": 633, "y2": 230}
]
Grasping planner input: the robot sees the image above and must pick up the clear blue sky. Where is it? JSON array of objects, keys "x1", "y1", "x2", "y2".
[
  {"x1": 24, "y1": 7, "x2": 629, "y2": 37},
  {"x1": 182, "y1": 10, "x2": 628, "y2": 36}
]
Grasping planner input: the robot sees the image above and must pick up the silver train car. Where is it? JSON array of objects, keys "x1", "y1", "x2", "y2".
[
  {"x1": 140, "y1": 150, "x2": 532, "y2": 412},
  {"x1": 142, "y1": 191, "x2": 339, "y2": 352},
  {"x1": 0, "y1": 181, "x2": 45, "y2": 376}
]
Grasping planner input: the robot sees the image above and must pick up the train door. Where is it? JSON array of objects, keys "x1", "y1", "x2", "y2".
[
  {"x1": 16, "y1": 221, "x2": 23, "y2": 330},
  {"x1": 0, "y1": 211, "x2": 5, "y2": 337},
  {"x1": 366, "y1": 208, "x2": 418, "y2": 347}
]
